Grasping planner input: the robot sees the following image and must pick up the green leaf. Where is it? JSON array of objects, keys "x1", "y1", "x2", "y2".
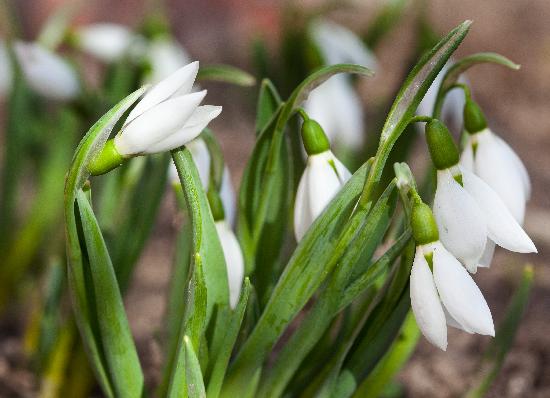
[
  {"x1": 221, "y1": 161, "x2": 372, "y2": 398},
  {"x1": 433, "y1": 52, "x2": 520, "y2": 118},
  {"x1": 352, "y1": 310, "x2": 420, "y2": 398},
  {"x1": 465, "y1": 265, "x2": 534, "y2": 398},
  {"x1": 197, "y1": 64, "x2": 256, "y2": 87},
  {"x1": 168, "y1": 335, "x2": 207, "y2": 398},
  {"x1": 255, "y1": 79, "x2": 282, "y2": 135},
  {"x1": 256, "y1": 181, "x2": 398, "y2": 398},
  {"x1": 64, "y1": 87, "x2": 146, "y2": 398},
  {"x1": 171, "y1": 147, "x2": 230, "y2": 320},
  {"x1": 359, "y1": 20, "x2": 471, "y2": 207},
  {"x1": 76, "y1": 190, "x2": 143, "y2": 397},
  {"x1": 206, "y1": 279, "x2": 252, "y2": 398}
]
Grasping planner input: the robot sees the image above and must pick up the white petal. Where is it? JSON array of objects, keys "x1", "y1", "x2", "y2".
[
  {"x1": 331, "y1": 153, "x2": 352, "y2": 183},
  {"x1": 433, "y1": 170, "x2": 487, "y2": 269},
  {"x1": 168, "y1": 160, "x2": 180, "y2": 185},
  {"x1": 444, "y1": 306, "x2": 474, "y2": 333},
  {"x1": 475, "y1": 130, "x2": 526, "y2": 224},
  {"x1": 76, "y1": 23, "x2": 135, "y2": 62},
  {"x1": 493, "y1": 134, "x2": 531, "y2": 200},
  {"x1": 306, "y1": 152, "x2": 345, "y2": 218},
  {"x1": 215, "y1": 221, "x2": 244, "y2": 309},
  {"x1": 310, "y1": 19, "x2": 377, "y2": 68},
  {"x1": 146, "y1": 38, "x2": 191, "y2": 84},
  {"x1": 144, "y1": 104, "x2": 221, "y2": 154},
  {"x1": 220, "y1": 167, "x2": 236, "y2": 227},
  {"x1": 0, "y1": 40, "x2": 13, "y2": 97},
  {"x1": 186, "y1": 138, "x2": 211, "y2": 189},
  {"x1": 117, "y1": 90, "x2": 206, "y2": 155},
  {"x1": 126, "y1": 61, "x2": 199, "y2": 124},
  {"x1": 461, "y1": 167, "x2": 537, "y2": 253},
  {"x1": 294, "y1": 166, "x2": 314, "y2": 242},
  {"x1": 14, "y1": 41, "x2": 79, "y2": 101},
  {"x1": 432, "y1": 242, "x2": 495, "y2": 336},
  {"x1": 459, "y1": 138, "x2": 475, "y2": 172},
  {"x1": 410, "y1": 247, "x2": 448, "y2": 350},
  {"x1": 478, "y1": 239, "x2": 496, "y2": 268}
]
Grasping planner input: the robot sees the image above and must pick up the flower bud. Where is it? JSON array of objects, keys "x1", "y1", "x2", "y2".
[
  {"x1": 463, "y1": 98, "x2": 487, "y2": 134},
  {"x1": 411, "y1": 199, "x2": 439, "y2": 245},
  {"x1": 88, "y1": 139, "x2": 124, "y2": 176},
  {"x1": 425, "y1": 119, "x2": 459, "y2": 170},
  {"x1": 301, "y1": 119, "x2": 330, "y2": 155}
]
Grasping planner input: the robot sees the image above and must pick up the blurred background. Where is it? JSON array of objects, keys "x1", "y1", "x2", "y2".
[{"x1": 1, "y1": 0, "x2": 549, "y2": 396}]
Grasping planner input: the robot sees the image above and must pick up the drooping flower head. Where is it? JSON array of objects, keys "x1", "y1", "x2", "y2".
[
  {"x1": 409, "y1": 198, "x2": 494, "y2": 350},
  {"x1": 294, "y1": 113, "x2": 351, "y2": 241},
  {"x1": 425, "y1": 119, "x2": 536, "y2": 273},
  {"x1": 13, "y1": 41, "x2": 80, "y2": 101},
  {"x1": 88, "y1": 61, "x2": 222, "y2": 175},
  {"x1": 74, "y1": 23, "x2": 138, "y2": 63}
]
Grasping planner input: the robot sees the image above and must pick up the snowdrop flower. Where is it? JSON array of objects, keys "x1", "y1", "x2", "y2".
[
  {"x1": 409, "y1": 200, "x2": 494, "y2": 350},
  {"x1": 13, "y1": 41, "x2": 79, "y2": 101},
  {"x1": 0, "y1": 40, "x2": 12, "y2": 97},
  {"x1": 460, "y1": 99, "x2": 531, "y2": 225},
  {"x1": 304, "y1": 19, "x2": 376, "y2": 149},
  {"x1": 146, "y1": 37, "x2": 191, "y2": 84},
  {"x1": 417, "y1": 62, "x2": 466, "y2": 126},
  {"x1": 74, "y1": 23, "x2": 137, "y2": 63},
  {"x1": 215, "y1": 219, "x2": 244, "y2": 309},
  {"x1": 426, "y1": 120, "x2": 536, "y2": 274},
  {"x1": 168, "y1": 137, "x2": 236, "y2": 225},
  {"x1": 294, "y1": 115, "x2": 351, "y2": 241}
]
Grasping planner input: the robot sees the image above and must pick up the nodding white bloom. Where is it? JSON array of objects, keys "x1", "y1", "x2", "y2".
[
  {"x1": 215, "y1": 220, "x2": 244, "y2": 309},
  {"x1": 460, "y1": 100, "x2": 531, "y2": 225},
  {"x1": 113, "y1": 61, "x2": 221, "y2": 156},
  {"x1": 75, "y1": 23, "x2": 137, "y2": 63},
  {"x1": 417, "y1": 62, "x2": 466, "y2": 126},
  {"x1": 411, "y1": 241, "x2": 495, "y2": 350},
  {"x1": 146, "y1": 38, "x2": 191, "y2": 84},
  {"x1": 304, "y1": 19, "x2": 376, "y2": 150},
  {"x1": 294, "y1": 117, "x2": 351, "y2": 241},
  {"x1": 13, "y1": 41, "x2": 79, "y2": 101},
  {"x1": 426, "y1": 120, "x2": 536, "y2": 274},
  {"x1": 168, "y1": 137, "x2": 236, "y2": 225},
  {"x1": 0, "y1": 40, "x2": 13, "y2": 97}
]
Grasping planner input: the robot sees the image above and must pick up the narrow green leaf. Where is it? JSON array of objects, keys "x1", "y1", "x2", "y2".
[
  {"x1": 206, "y1": 279, "x2": 252, "y2": 398},
  {"x1": 352, "y1": 311, "x2": 420, "y2": 398},
  {"x1": 221, "y1": 161, "x2": 372, "y2": 398},
  {"x1": 197, "y1": 64, "x2": 256, "y2": 87},
  {"x1": 168, "y1": 335, "x2": 206, "y2": 398},
  {"x1": 465, "y1": 265, "x2": 534, "y2": 398},
  {"x1": 255, "y1": 79, "x2": 282, "y2": 134},
  {"x1": 64, "y1": 87, "x2": 146, "y2": 398}
]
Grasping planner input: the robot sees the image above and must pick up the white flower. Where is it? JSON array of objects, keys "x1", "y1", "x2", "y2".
[
  {"x1": 417, "y1": 62, "x2": 466, "y2": 124},
  {"x1": 114, "y1": 61, "x2": 221, "y2": 156},
  {"x1": 215, "y1": 220, "x2": 244, "y2": 309},
  {"x1": 75, "y1": 23, "x2": 137, "y2": 63},
  {"x1": 13, "y1": 41, "x2": 79, "y2": 101},
  {"x1": 304, "y1": 76, "x2": 365, "y2": 148},
  {"x1": 433, "y1": 166, "x2": 536, "y2": 273},
  {"x1": 146, "y1": 38, "x2": 191, "y2": 84},
  {"x1": 410, "y1": 241, "x2": 494, "y2": 351},
  {"x1": 0, "y1": 40, "x2": 13, "y2": 97},
  {"x1": 168, "y1": 137, "x2": 236, "y2": 224},
  {"x1": 304, "y1": 19, "x2": 376, "y2": 150},
  {"x1": 460, "y1": 128, "x2": 530, "y2": 225},
  {"x1": 294, "y1": 150, "x2": 351, "y2": 241}
]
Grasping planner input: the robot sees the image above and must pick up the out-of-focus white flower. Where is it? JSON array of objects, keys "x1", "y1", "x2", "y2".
[
  {"x1": 75, "y1": 23, "x2": 137, "y2": 63},
  {"x1": 146, "y1": 37, "x2": 191, "y2": 84},
  {"x1": 215, "y1": 220, "x2": 244, "y2": 309},
  {"x1": 461, "y1": 129, "x2": 530, "y2": 225},
  {"x1": 304, "y1": 19, "x2": 376, "y2": 150},
  {"x1": 304, "y1": 76, "x2": 365, "y2": 148},
  {"x1": 433, "y1": 166, "x2": 536, "y2": 273},
  {"x1": 417, "y1": 62, "x2": 466, "y2": 125},
  {"x1": 14, "y1": 41, "x2": 79, "y2": 101},
  {"x1": 168, "y1": 137, "x2": 236, "y2": 224},
  {"x1": 0, "y1": 40, "x2": 13, "y2": 97},
  {"x1": 294, "y1": 150, "x2": 351, "y2": 241},
  {"x1": 410, "y1": 241, "x2": 494, "y2": 351},
  {"x1": 113, "y1": 61, "x2": 221, "y2": 156}
]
